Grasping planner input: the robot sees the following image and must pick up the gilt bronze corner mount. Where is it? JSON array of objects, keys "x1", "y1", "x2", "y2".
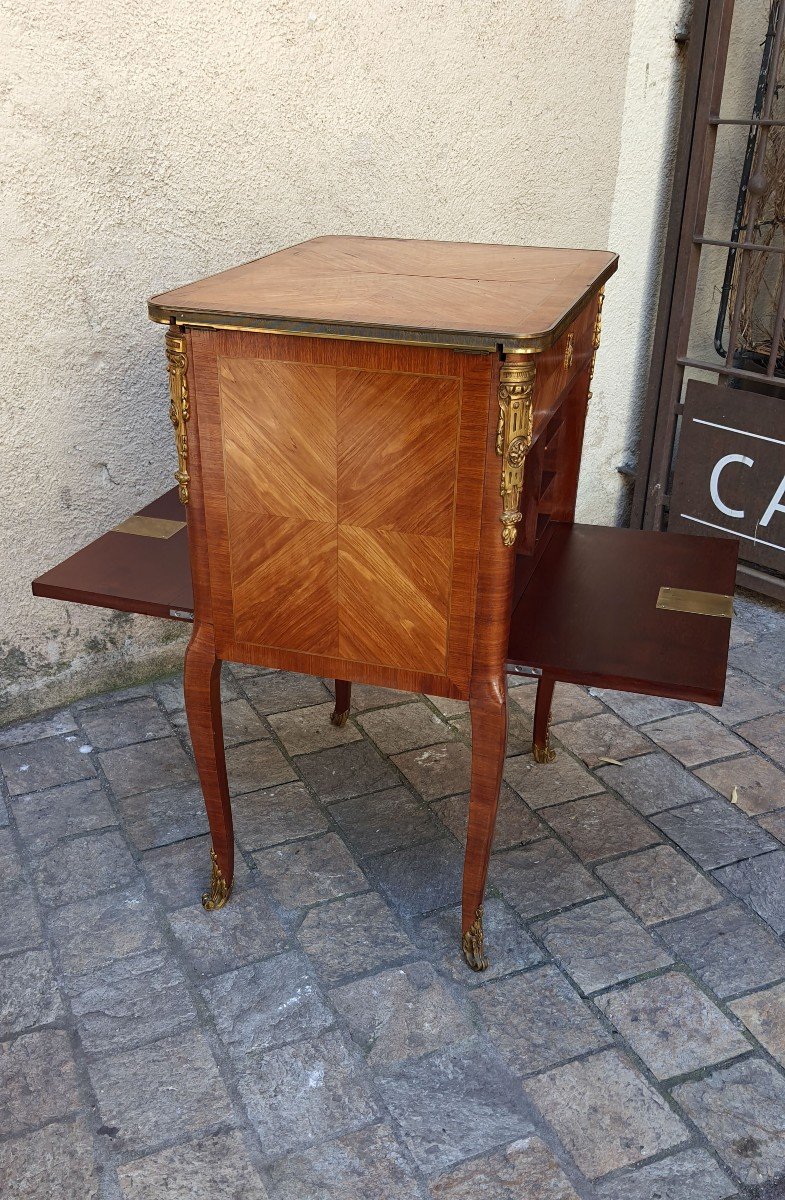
[
  {"x1": 165, "y1": 328, "x2": 191, "y2": 505},
  {"x1": 496, "y1": 356, "x2": 537, "y2": 547}
]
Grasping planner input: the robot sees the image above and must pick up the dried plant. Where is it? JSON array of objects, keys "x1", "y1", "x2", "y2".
[{"x1": 729, "y1": 19, "x2": 785, "y2": 365}]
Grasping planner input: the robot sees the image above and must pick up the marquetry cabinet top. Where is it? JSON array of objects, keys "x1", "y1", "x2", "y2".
[{"x1": 149, "y1": 236, "x2": 617, "y2": 352}]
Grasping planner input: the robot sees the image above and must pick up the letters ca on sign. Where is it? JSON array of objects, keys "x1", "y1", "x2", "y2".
[{"x1": 668, "y1": 381, "x2": 785, "y2": 574}]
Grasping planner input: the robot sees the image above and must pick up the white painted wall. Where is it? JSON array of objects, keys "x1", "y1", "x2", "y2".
[{"x1": 1, "y1": 0, "x2": 689, "y2": 721}]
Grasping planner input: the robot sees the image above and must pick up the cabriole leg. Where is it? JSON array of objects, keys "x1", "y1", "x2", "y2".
[
  {"x1": 532, "y1": 674, "x2": 557, "y2": 764},
  {"x1": 461, "y1": 684, "x2": 508, "y2": 970},
  {"x1": 184, "y1": 621, "x2": 234, "y2": 909},
  {"x1": 331, "y1": 679, "x2": 352, "y2": 727}
]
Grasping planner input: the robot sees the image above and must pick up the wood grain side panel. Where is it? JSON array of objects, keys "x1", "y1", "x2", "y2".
[
  {"x1": 190, "y1": 330, "x2": 492, "y2": 695},
  {"x1": 231, "y1": 513, "x2": 339, "y2": 654},
  {"x1": 338, "y1": 527, "x2": 451, "y2": 673},
  {"x1": 220, "y1": 359, "x2": 338, "y2": 521},
  {"x1": 217, "y1": 357, "x2": 340, "y2": 655},
  {"x1": 337, "y1": 370, "x2": 459, "y2": 536}
]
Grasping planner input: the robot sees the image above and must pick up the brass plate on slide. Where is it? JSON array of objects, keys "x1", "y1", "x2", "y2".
[
  {"x1": 113, "y1": 515, "x2": 186, "y2": 540},
  {"x1": 657, "y1": 586, "x2": 734, "y2": 619}
]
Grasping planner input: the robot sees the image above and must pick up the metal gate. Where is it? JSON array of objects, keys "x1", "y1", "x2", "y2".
[{"x1": 632, "y1": 0, "x2": 785, "y2": 602}]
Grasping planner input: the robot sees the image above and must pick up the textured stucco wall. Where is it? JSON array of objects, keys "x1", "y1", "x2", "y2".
[{"x1": 2, "y1": 0, "x2": 689, "y2": 722}]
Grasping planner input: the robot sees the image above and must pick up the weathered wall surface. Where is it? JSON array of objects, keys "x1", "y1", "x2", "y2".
[{"x1": 2, "y1": 0, "x2": 688, "y2": 721}]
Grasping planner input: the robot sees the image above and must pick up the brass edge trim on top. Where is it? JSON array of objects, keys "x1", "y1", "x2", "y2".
[
  {"x1": 147, "y1": 262, "x2": 616, "y2": 353},
  {"x1": 656, "y1": 587, "x2": 734, "y2": 619}
]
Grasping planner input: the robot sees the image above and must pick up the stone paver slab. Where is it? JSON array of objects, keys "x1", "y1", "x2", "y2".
[
  {"x1": 238, "y1": 1029, "x2": 379, "y2": 1157},
  {"x1": 0, "y1": 709, "x2": 77, "y2": 748},
  {"x1": 597, "y1": 690, "x2": 691, "y2": 725},
  {"x1": 0, "y1": 1028, "x2": 79, "y2": 1136},
  {"x1": 701, "y1": 669, "x2": 784, "y2": 727},
  {"x1": 525, "y1": 1049, "x2": 688, "y2": 1179},
  {"x1": 552, "y1": 713, "x2": 652, "y2": 769},
  {"x1": 88, "y1": 1029, "x2": 233, "y2": 1153},
  {"x1": 268, "y1": 702, "x2": 362, "y2": 756},
  {"x1": 48, "y1": 883, "x2": 163, "y2": 979},
  {"x1": 99, "y1": 737, "x2": 195, "y2": 798},
  {"x1": 294, "y1": 738, "x2": 399, "y2": 803},
  {"x1": 30, "y1": 829, "x2": 138, "y2": 905},
  {"x1": 596, "y1": 752, "x2": 712, "y2": 816},
  {"x1": 736, "y1": 712, "x2": 785, "y2": 770},
  {"x1": 233, "y1": 781, "x2": 329, "y2": 850},
  {"x1": 172, "y1": 696, "x2": 270, "y2": 748},
  {"x1": 167, "y1": 887, "x2": 288, "y2": 977},
  {"x1": 490, "y1": 838, "x2": 604, "y2": 920},
  {"x1": 504, "y1": 750, "x2": 604, "y2": 809},
  {"x1": 0, "y1": 1119, "x2": 99, "y2": 1200},
  {"x1": 366, "y1": 836, "x2": 464, "y2": 918},
  {"x1": 596, "y1": 844, "x2": 722, "y2": 925},
  {"x1": 730, "y1": 981, "x2": 785, "y2": 1067},
  {"x1": 242, "y1": 671, "x2": 331, "y2": 714},
  {"x1": 433, "y1": 783, "x2": 544, "y2": 850},
  {"x1": 332, "y1": 785, "x2": 442, "y2": 857},
  {"x1": 140, "y1": 833, "x2": 251, "y2": 910},
  {"x1": 595, "y1": 971, "x2": 749, "y2": 1079},
  {"x1": 673, "y1": 1057, "x2": 785, "y2": 1187},
  {"x1": 297, "y1": 891, "x2": 417, "y2": 985},
  {"x1": 331, "y1": 961, "x2": 473, "y2": 1066},
  {"x1": 226, "y1": 738, "x2": 297, "y2": 795},
  {"x1": 594, "y1": 1148, "x2": 736, "y2": 1200},
  {"x1": 652, "y1": 797, "x2": 777, "y2": 869},
  {"x1": 392, "y1": 741, "x2": 472, "y2": 801},
  {"x1": 475, "y1": 963, "x2": 611, "y2": 1073},
  {"x1": 378, "y1": 1037, "x2": 533, "y2": 1176},
  {"x1": 78, "y1": 697, "x2": 171, "y2": 749},
  {"x1": 0, "y1": 948, "x2": 64, "y2": 1035},
  {"x1": 715, "y1": 850, "x2": 785, "y2": 934},
  {"x1": 268, "y1": 1122, "x2": 421, "y2": 1200},
  {"x1": 68, "y1": 949, "x2": 196, "y2": 1055},
  {"x1": 643, "y1": 712, "x2": 747, "y2": 768},
  {"x1": 10, "y1": 778, "x2": 116, "y2": 855},
  {"x1": 760, "y1": 809, "x2": 785, "y2": 842},
  {"x1": 535, "y1": 897, "x2": 673, "y2": 994},
  {"x1": 358, "y1": 701, "x2": 455, "y2": 755},
  {"x1": 544, "y1": 792, "x2": 658, "y2": 862},
  {"x1": 117, "y1": 1130, "x2": 270, "y2": 1199},
  {"x1": 253, "y1": 833, "x2": 367, "y2": 910},
  {"x1": 1, "y1": 735, "x2": 96, "y2": 796},
  {"x1": 114, "y1": 782, "x2": 209, "y2": 850},
  {"x1": 658, "y1": 903, "x2": 785, "y2": 998},
  {"x1": 430, "y1": 1135, "x2": 581, "y2": 1200},
  {"x1": 416, "y1": 899, "x2": 544, "y2": 985},
  {"x1": 201, "y1": 951, "x2": 333, "y2": 1057},
  {"x1": 696, "y1": 753, "x2": 785, "y2": 816}
]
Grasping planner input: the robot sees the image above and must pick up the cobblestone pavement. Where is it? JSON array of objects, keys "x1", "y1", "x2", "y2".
[{"x1": 1, "y1": 592, "x2": 785, "y2": 1199}]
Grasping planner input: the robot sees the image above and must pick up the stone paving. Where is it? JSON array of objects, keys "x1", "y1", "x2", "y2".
[{"x1": 0, "y1": 591, "x2": 784, "y2": 1198}]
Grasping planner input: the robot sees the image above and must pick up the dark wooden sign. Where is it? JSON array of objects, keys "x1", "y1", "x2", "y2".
[{"x1": 669, "y1": 380, "x2": 785, "y2": 574}]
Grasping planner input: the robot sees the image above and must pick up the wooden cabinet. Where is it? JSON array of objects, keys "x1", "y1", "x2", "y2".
[{"x1": 33, "y1": 237, "x2": 738, "y2": 970}]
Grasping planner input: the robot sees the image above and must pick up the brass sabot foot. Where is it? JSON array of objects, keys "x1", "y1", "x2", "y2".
[
  {"x1": 330, "y1": 708, "x2": 349, "y2": 728},
  {"x1": 532, "y1": 741, "x2": 557, "y2": 764},
  {"x1": 462, "y1": 907, "x2": 489, "y2": 972},
  {"x1": 201, "y1": 848, "x2": 232, "y2": 911}
]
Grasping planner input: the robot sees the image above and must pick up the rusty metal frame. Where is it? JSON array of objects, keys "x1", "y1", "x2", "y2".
[{"x1": 631, "y1": 0, "x2": 785, "y2": 602}]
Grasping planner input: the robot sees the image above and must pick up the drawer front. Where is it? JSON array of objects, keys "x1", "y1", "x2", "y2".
[
  {"x1": 531, "y1": 292, "x2": 598, "y2": 442},
  {"x1": 190, "y1": 330, "x2": 492, "y2": 696}
]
